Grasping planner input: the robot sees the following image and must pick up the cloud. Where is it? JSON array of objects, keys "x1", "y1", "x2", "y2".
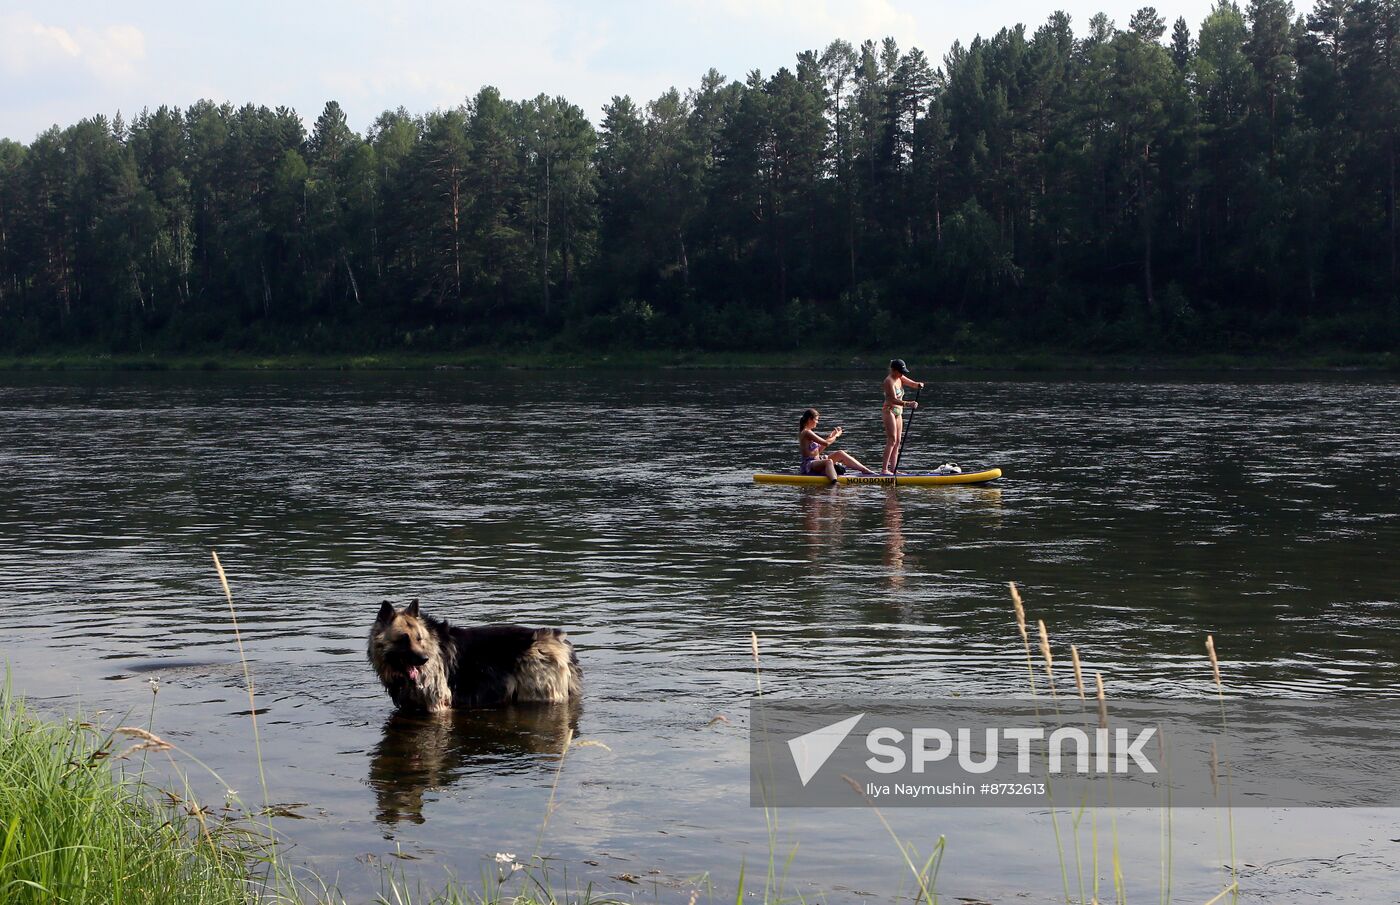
[
  {"x1": 313, "y1": 3, "x2": 624, "y2": 121},
  {"x1": 85, "y1": 24, "x2": 146, "y2": 78},
  {"x1": 31, "y1": 21, "x2": 81, "y2": 58},
  {"x1": 688, "y1": 0, "x2": 917, "y2": 42},
  {"x1": 0, "y1": 13, "x2": 145, "y2": 79}
]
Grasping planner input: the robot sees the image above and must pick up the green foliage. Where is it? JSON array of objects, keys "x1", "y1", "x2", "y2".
[
  {"x1": 0, "y1": 691, "x2": 256, "y2": 905},
  {"x1": 2, "y1": 1, "x2": 1399, "y2": 356}
]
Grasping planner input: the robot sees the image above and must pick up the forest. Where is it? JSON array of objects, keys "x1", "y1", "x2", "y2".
[{"x1": 0, "y1": 0, "x2": 1396, "y2": 358}]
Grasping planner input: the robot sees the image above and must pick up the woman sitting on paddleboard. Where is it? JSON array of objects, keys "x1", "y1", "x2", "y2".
[
  {"x1": 881, "y1": 359, "x2": 925, "y2": 474},
  {"x1": 799, "y1": 408, "x2": 876, "y2": 481}
]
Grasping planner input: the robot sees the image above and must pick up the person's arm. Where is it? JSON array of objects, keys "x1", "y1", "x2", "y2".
[
  {"x1": 899, "y1": 375, "x2": 924, "y2": 407},
  {"x1": 800, "y1": 428, "x2": 829, "y2": 449}
]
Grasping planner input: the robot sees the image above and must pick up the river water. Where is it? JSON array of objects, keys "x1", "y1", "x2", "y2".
[{"x1": 1, "y1": 370, "x2": 1397, "y2": 902}]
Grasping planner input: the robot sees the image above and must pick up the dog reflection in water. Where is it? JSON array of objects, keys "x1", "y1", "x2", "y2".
[{"x1": 367, "y1": 702, "x2": 581, "y2": 825}]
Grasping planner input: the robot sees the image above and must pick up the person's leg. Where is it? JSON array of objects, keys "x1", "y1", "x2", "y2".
[
  {"x1": 823, "y1": 458, "x2": 838, "y2": 481},
  {"x1": 830, "y1": 450, "x2": 876, "y2": 474},
  {"x1": 890, "y1": 417, "x2": 901, "y2": 476},
  {"x1": 881, "y1": 410, "x2": 899, "y2": 473}
]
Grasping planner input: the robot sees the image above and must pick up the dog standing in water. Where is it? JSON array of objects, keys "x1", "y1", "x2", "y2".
[{"x1": 368, "y1": 599, "x2": 582, "y2": 712}]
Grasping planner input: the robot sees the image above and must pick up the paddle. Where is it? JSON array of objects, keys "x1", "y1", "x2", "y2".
[{"x1": 892, "y1": 385, "x2": 920, "y2": 474}]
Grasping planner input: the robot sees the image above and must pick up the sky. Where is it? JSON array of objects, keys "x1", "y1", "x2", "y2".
[{"x1": 0, "y1": 0, "x2": 1224, "y2": 143}]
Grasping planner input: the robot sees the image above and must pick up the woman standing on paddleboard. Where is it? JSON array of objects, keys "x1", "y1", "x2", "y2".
[
  {"x1": 798, "y1": 409, "x2": 877, "y2": 481},
  {"x1": 881, "y1": 359, "x2": 924, "y2": 475}
]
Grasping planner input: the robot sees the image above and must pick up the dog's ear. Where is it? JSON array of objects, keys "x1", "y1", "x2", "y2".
[
  {"x1": 375, "y1": 600, "x2": 396, "y2": 624},
  {"x1": 404, "y1": 598, "x2": 420, "y2": 618}
]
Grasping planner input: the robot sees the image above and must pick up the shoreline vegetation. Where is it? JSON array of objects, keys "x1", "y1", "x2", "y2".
[
  {"x1": 0, "y1": 690, "x2": 258, "y2": 905},
  {"x1": 0, "y1": 347, "x2": 1395, "y2": 373},
  {"x1": 0, "y1": 687, "x2": 611, "y2": 905}
]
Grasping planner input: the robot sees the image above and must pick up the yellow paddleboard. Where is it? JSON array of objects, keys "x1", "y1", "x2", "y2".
[{"x1": 753, "y1": 467, "x2": 1002, "y2": 487}]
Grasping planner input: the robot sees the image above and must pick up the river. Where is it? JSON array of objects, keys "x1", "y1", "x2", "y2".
[{"x1": 1, "y1": 369, "x2": 1396, "y2": 902}]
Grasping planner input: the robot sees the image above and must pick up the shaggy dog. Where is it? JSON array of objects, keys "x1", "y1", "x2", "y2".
[{"x1": 368, "y1": 599, "x2": 582, "y2": 712}]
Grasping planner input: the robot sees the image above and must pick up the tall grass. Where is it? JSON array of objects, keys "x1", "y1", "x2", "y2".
[
  {"x1": 1009, "y1": 583, "x2": 1240, "y2": 905},
  {"x1": 0, "y1": 689, "x2": 257, "y2": 905},
  {"x1": 744, "y1": 631, "x2": 804, "y2": 905}
]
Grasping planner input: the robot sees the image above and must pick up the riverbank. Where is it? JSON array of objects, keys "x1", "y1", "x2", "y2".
[
  {"x1": 0, "y1": 690, "x2": 601, "y2": 905},
  {"x1": 0, "y1": 690, "x2": 255, "y2": 905},
  {"x1": 0, "y1": 347, "x2": 1395, "y2": 372}
]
